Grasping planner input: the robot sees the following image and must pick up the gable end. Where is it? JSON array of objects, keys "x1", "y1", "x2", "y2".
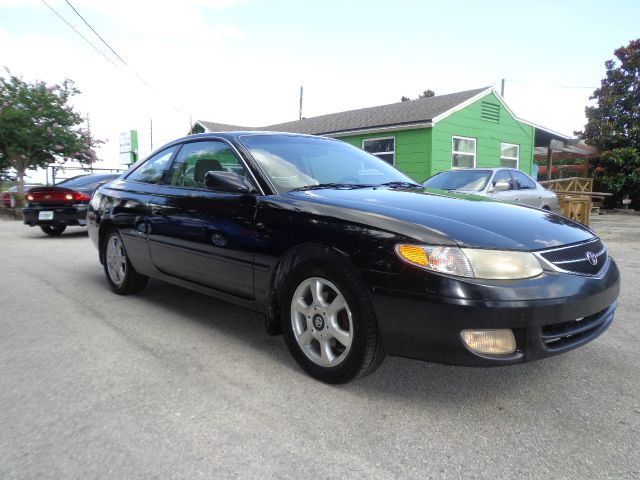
[{"x1": 480, "y1": 101, "x2": 500, "y2": 123}]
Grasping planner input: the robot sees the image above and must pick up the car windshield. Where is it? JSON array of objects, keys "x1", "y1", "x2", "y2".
[
  {"x1": 239, "y1": 134, "x2": 414, "y2": 193},
  {"x1": 57, "y1": 174, "x2": 119, "y2": 189},
  {"x1": 423, "y1": 170, "x2": 493, "y2": 192}
]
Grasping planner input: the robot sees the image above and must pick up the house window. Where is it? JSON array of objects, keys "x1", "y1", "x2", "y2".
[
  {"x1": 452, "y1": 136, "x2": 476, "y2": 168},
  {"x1": 362, "y1": 137, "x2": 394, "y2": 165},
  {"x1": 500, "y1": 143, "x2": 519, "y2": 169}
]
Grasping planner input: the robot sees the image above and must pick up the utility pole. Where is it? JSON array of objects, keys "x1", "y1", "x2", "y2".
[
  {"x1": 150, "y1": 118, "x2": 153, "y2": 151},
  {"x1": 299, "y1": 86, "x2": 303, "y2": 120},
  {"x1": 500, "y1": 79, "x2": 505, "y2": 97}
]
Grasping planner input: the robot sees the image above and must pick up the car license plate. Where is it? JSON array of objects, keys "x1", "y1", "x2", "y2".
[{"x1": 38, "y1": 211, "x2": 54, "y2": 220}]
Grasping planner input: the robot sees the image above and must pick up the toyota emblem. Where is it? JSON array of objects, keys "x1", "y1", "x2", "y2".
[{"x1": 585, "y1": 251, "x2": 598, "y2": 266}]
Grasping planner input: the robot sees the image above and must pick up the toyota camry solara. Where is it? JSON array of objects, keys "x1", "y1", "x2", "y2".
[{"x1": 88, "y1": 132, "x2": 620, "y2": 383}]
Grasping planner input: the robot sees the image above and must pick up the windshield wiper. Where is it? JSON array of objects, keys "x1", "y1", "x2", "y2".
[
  {"x1": 378, "y1": 181, "x2": 423, "y2": 189},
  {"x1": 289, "y1": 183, "x2": 375, "y2": 192}
]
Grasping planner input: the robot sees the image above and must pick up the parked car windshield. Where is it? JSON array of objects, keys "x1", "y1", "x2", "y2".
[
  {"x1": 423, "y1": 170, "x2": 493, "y2": 192},
  {"x1": 239, "y1": 134, "x2": 413, "y2": 193},
  {"x1": 57, "y1": 173, "x2": 120, "y2": 189}
]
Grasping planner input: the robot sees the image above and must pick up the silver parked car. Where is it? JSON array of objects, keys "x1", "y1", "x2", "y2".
[{"x1": 423, "y1": 168, "x2": 559, "y2": 211}]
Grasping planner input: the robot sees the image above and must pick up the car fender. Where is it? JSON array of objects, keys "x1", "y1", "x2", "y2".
[{"x1": 264, "y1": 242, "x2": 362, "y2": 336}]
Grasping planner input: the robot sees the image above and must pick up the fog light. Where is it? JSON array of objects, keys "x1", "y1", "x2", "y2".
[{"x1": 460, "y1": 329, "x2": 516, "y2": 356}]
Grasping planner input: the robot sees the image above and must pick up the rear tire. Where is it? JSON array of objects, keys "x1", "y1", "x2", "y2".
[
  {"x1": 280, "y1": 256, "x2": 384, "y2": 383},
  {"x1": 100, "y1": 229, "x2": 148, "y2": 295},
  {"x1": 40, "y1": 225, "x2": 66, "y2": 236}
]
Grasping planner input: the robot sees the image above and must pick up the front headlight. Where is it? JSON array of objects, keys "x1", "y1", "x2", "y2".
[{"x1": 395, "y1": 244, "x2": 542, "y2": 279}]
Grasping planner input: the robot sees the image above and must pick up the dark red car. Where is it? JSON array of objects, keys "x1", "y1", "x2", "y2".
[
  {"x1": 2, "y1": 185, "x2": 37, "y2": 208},
  {"x1": 23, "y1": 173, "x2": 120, "y2": 236}
]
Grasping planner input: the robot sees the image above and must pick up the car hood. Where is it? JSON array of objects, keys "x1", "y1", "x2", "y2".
[{"x1": 285, "y1": 187, "x2": 594, "y2": 250}]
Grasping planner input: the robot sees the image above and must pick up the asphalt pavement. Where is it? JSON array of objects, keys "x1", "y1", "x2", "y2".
[{"x1": 0, "y1": 215, "x2": 638, "y2": 479}]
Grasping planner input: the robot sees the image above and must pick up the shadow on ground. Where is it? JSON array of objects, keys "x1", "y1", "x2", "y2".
[
  {"x1": 20, "y1": 227, "x2": 89, "y2": 240},
  {"x1": 84, "y1": 270, "x2": 559, "y2": 404}
]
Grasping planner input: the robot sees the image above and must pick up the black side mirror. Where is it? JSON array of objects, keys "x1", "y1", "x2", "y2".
[{"x1": 205, "y1": 171, "x2": 252, "y2": 194}]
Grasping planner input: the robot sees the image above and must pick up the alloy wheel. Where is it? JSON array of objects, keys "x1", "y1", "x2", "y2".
[
  {"x1": 290, "y1": 277, "x2": 353, "y2": 367},
  {"x1": 106, "y1": 234, "x2": 127, "y2": 287}
]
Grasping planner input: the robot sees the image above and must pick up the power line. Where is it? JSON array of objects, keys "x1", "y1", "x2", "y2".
[
  {"x1": 39, "y1": 0, "x2": 117, "y2": 68},
  {"x1": 41, "y1": 0, "x2": 185, "y2": 113},
  {"x1": 63, "y1": 0, "x2": 160, "y2": 95},
  {"x1": 64, "y1": 0, "x2": 126, "y2": 64}
]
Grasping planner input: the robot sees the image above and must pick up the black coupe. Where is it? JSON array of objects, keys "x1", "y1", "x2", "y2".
[{"x1": 87, "y1": 132, "x2": 620, "y2": 383}]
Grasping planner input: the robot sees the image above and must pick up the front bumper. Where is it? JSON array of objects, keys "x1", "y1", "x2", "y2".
[
  {"x1": 368, "y1": 258, "x2": 620, "y2": 366},
  {"x1": 23, "y1": 205, "x2": 88, "y2": 227}
]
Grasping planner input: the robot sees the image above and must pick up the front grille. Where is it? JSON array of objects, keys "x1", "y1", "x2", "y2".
[
  {"x1": 541, "y1": 305, "x2": 614, "y2": 352},
  {"x1": 537, "y1": 239, "x2": 607, "y2": 276}
]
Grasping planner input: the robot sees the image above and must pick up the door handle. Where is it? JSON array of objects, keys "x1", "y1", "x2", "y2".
[{"x1": 515, "y1": 197, "x2": 520, "y2": 201}]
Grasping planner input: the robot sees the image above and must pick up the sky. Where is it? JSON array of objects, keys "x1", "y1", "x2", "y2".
[{"x1": 1, "y1": 0, "x2": 639, "y2": 180}]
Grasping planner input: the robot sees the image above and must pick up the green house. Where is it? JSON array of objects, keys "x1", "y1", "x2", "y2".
[{"x1": 191, "y1": 87, "x2": 570, "y2": 182}]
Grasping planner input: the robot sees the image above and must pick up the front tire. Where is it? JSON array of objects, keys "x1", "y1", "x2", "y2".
[
  {"x1": 40, "y1": 225, "x2": 66, "y2": 236},
  {"x1": 101, "y1": 229, "x2": 148, "y2": 295},
  {"x1": 281, "y1": 257, "x2": 384, "y2": 383}
]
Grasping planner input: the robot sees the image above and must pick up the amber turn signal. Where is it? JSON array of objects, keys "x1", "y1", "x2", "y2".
[{"x1": 396, "y1": 245, "x2": 428, "y2": 267}]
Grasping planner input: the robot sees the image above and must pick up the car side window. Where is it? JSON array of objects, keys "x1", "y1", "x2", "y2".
[
  {"x1": 127, "y1": 147, "x2": 176, "y2": 184},
  {"x1": 493, "y1": 170, "x2": 513, "y2": 190},
  {"x1": 512, "y1": 171, "x2": 536, "y2": 190},
  {"x1": 167, "y1": 140, "x2": 248, "y2": 189}
]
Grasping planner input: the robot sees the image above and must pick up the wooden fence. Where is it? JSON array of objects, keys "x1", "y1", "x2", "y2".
[{"x1": 539, "y1": 177, "x2": 602, "y2": 226}]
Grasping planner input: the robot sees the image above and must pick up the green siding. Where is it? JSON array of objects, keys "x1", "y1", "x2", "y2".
[
  {"x1": 338, "y1": 128, "x2": 432, "y2": 182},
  {"x1": 431, "y1": 92, "x2": 534, "y2": 175},
  {"x1": 337, "y1": 92, "x2": 535, "y2": 181}
]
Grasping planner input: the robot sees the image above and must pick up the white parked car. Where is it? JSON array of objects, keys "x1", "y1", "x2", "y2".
[{"x1": 423, "y1": 168, "x2": 559, "y2": 211}]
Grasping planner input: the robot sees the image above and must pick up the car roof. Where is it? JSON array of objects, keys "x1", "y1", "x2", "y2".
[
  {"x1": 161, "y1": 131, "x2": 340, "y2": 149},
  {"x1": 442, "y1": 168, "x2": 519, "y2": 173}
]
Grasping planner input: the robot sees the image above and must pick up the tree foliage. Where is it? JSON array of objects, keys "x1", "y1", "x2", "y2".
[
  {"x1": 0, "y1": 69, "x2": 101, "y2": 204},
  {"x1": 400, "y1": 89, "x2": 436, "y2": 102},
  {"x1": 578, "y1": 39, "x2": 640, "y2": 206}
]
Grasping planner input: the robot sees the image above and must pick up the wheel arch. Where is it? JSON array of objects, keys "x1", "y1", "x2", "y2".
[
  {"x1": 264, "y1": 242, "x2": 363, "y2": 336},
  {"x1": 97, "y1": 219, "x2": 118, "y2": 264}
]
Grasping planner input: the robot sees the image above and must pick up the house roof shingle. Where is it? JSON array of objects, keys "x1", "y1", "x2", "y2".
[{"x1": 197, "y1": 87, "x2": 490, "y2": 136}]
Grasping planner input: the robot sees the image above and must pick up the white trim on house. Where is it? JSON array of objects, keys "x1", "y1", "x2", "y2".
[
  {"x1": 514, "y1": 117, "x2": 572, "y2": 140},
  {"x1": 452, "y1": 136, "x2": 477, "y2": 168},
  {"x1": 500, "y1": 142, "x2": 520, "y2": 169},
  {"x1": 193, "y1": 121, "x2": 211, "y2": 133},
  {"x1": 327, "y1": 122, "x2": 432, "y2": 138},
  {"x1": 430, "y1": 88, "x2": 494, "y2": 125},
  {"x1": 362, "y1": 136, "x2": 395, "y2": 165},
  {"x1": 491, "y1": 92, "x2": 573, "y2": 140},
  {"x1": 194, "y1": 88, "x2": 575, "y2": 143}
]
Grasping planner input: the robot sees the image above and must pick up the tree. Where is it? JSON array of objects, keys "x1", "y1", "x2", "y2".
[
  {"x1": 400, "y1": 89, "x2": 436, "y2": 102},
  {"x1": 578, "y1": 39, "x2": 640, "y2": 206},
  {"x1": 0, "y1": 69, "x2": 100, "y2": 206}
]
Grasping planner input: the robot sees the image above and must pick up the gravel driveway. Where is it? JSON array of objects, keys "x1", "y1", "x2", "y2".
[{"x1": 0, "y1": 214, "x2": 638, "y2": 479}]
